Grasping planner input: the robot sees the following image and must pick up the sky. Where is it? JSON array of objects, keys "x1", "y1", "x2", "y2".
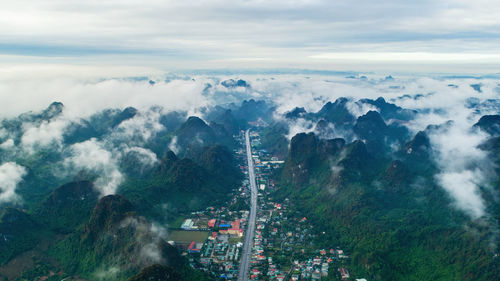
[{"x1": 1, "y1": 0, "x2": 500, "y2": 74}]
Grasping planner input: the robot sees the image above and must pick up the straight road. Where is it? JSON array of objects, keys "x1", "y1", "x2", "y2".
[{"x1": 237, "y1": 129, "x2": 258, "y2": 281}]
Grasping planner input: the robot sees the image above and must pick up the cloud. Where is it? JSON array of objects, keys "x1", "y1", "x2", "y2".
[
  {"x1": 111, "y1": 109, "x2": 165, "y2": 145},
  {"x1": 64, "y1": 138, "x2": 122, "y2": 196},
  {"x1": 124, "y1": 146, "x2": 158, "y2": 167},
  {"x1": 168, "y1": 136, "x2": 180, "y2": 155},
  {"x1": 0, "y1": 1, "x2": 499, "y2": 71},
  {"x1": 284, "y1": 118, "x2": 316, "y2": 140},
  {"x1": 0, "y1": 75, "x2": 213, "y2": 118},
  {"x1": 21, "y1": 117, "x2": 70, "y2": 152},
  {"x1": 0, "y1": 139, "x2": 14, "y2": 150},
  {"x1": 120, "y1": 217, "x2": 169, "y2": 264},
  {"x1": 94, "y1": 267, "x2": 120, "y2": 280},
  {"x1": 437, "y1": 170, "x2": 486, "y2": 219},
  {"x1": 0, "y1": 162, "x2": 27, "y2": 204},
  {"x1": 345, "y1": 100, "x2": 378, "y2": 118},
  {"x1": 427, "y1": 116, "x2": 492, "y2": 219}
]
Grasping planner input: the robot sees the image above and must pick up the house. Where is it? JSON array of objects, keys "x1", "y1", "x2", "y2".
[
  {"x1": 339, "y1": 268, "x2": 350, "y2": 279},
  {"x1": 188, "y1": 241, "x2": 201, "y2": 254},
  {"x1": 181, "y1": 219, "x2": 195, "y2": 229},
  {"x1": 208, "y1": 219, "x2": 216, "y2": 228}
]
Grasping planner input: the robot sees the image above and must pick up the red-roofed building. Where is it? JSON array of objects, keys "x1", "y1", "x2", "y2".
[
  {"x1": 208, "y1": 219, "x2": 216, "y2": 228},
  {"x1": 188, "y1": 241, "x2": 201, "y2": 253},
  {"x1": 209, "y1": 232, "x2": 217, "y2": 240},
  {"x1": 234, "y1": 220, "x2": 241, "y2": 229},
  {"x1": 228, "y1": 220, "x2": 243, "y2": 237}
]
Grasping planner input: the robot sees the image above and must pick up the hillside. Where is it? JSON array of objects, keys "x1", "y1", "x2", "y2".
[
  {"x1": 49, "y1": 195, "x2": 207, "y2": 280},
  {"x1": 275, "y1": 131, "x2": 500, "y2": 281}
]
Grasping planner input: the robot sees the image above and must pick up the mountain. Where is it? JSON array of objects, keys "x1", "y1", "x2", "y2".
[
  {"x1": 84, "y1": 194, "x2": 134, "y2": 241},
  {"x1": 221, "y1": 78, "x2": 250, "y2": 89},
  {"x1": 127, "y1": 264, "x2": 181, "y2": 281},
  {"x1": 284, "y1": 107, "x2": 307, "y2": 119},
  {"x1": 353, "y1": 110, "x2": 388, "y2": 141},
  {"x1": 210, "y1": 109, "x2": 243, "y2": 135},
  {"x1": 120, "y1": 145, "x2": 242, "y2": 223},
  {"x1": 474, "y1": 115, "x2": 500, "y2": 136},
  {"x1": 64, "y1": 107, "x2": 138, "y2": 144},
  {"x1": 359, "y1": 97, "x2": 416, "y2": 121},
  {"x1": 316, "y1": 97, "x2": 356, "y2": 130},
  {"x1": 282, "y1": 132, "x2": 345, "y2": 187},
  {"x1": 36, "y1": 180, "x2": 99, "y2": 233},
  {"x1": 50, "y1": 195, "x2": 207, "y2": 280},
  {"x1": 232, "y1": 99, "x2": 274, "y2": 123},
  {"x1": 260, "y1": 121, "x2": 289, "y2": 158},
  {"x1": 353, "y1": 110, "x2": 410, "y2": 155},
  {"x1": 173, "y1": 116, "x2": 235, "y2": 158},
  {"x1": 0, "y1": 208, "x2": 42, "y2": 265},
  {"x1": 275, "y1": 131, "x2": 499, "y2": 281}
]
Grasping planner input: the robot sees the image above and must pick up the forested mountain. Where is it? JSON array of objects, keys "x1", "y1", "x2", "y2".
[{"x1": 264, "y1": 98, "x2": 500, "y2": 281}]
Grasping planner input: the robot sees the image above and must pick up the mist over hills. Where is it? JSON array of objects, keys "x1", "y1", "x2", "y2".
[{"x1": 0, "y1": 74, "x2": 499, "y2": 280}]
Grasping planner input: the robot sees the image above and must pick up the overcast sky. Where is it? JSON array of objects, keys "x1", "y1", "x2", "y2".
[{"x1": 1, "y1": 0, "x2": 500, "y2": 73}]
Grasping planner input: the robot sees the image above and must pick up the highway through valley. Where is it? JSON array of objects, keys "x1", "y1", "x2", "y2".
[{"x1": 237, "y1": 129, "x2": 258, "y2": 281}]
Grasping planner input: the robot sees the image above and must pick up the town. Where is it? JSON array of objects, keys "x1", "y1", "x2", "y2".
[{"x1": 166, "y1": 130, "x2": 367, "y2": 281}]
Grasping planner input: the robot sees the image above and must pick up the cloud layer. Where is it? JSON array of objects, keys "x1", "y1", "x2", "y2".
[
  {"x1": 0, "y1": 72, "x2": 498, "y2": 220},
  {"x1": 1, "y1": 1, "x2": 500, "y2": 71}
]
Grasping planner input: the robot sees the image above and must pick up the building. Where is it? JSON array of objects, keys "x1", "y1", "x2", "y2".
[
  {"x1": 181, "y1": 219, "x2": 195, "y2": 229},
  {"x1": 339, "y1": 268, "x2": 350, "y2": 279},
  {"x1": 228, "y1": 220, "x2": 243, "y2": 237},
  {"x1": 188, "y1": 241, "x2": 201, "y2": 254},
  {"x1": 208, "y1": 219, "x2": 216, "y2": 228}
]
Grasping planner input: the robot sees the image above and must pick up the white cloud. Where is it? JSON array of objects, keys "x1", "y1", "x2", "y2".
[
  {"x1": 65, "y1": 138, "x2": 122, "y2": 196},
  {"x1": 0, "y1": 139, "x2": 14, "y2": 150},
  {"x1": 285, "y1": 118, "x2": 316, "y2": 140},
  {"x1": 0, "y1": 74, "x2": 213, "y2": 118},
  {"x1": 0, "y1": 162, "x2": 27, "y2": 203},
  {"x1": 111, "y1": 109, "x2": 164, "y2": 145},
  {"x1": 437, "y1": 170, "x2": 486, "y2": 219},
  {"x1": 21, "y1": 117, "x2": 70, "y2": 152},
  {"x1": 94, "y1": 267, "x2": 120, "y2": 280},
  {"x1": 346, "y1": 100, "x2": 378, "y2": 118},
  {"x1": 124, "y1": 146, "x2": 158, "y2": 167},
  {"x1": 0, "y1": 1, "x2": 499, "y2": 71},
  {"x1": 120, "y1": 217, "x2": 168, "y2": 264},
  {"x1": 427, "y1": 113, "x2": 491, "y2": 219},
  {"x1": 168, "y1": 136, "x2": 180, "y2": 155}
]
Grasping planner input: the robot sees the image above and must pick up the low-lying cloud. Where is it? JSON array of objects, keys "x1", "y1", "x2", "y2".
[
  {"x1": 428, "y1": 121, "x2": 492, "y2": 219},
  {"x1": 0, "y1": 162, "x2": 27, "y2": 204},
  {"x1": 64, "y1": 138, "x2": 122, "y2": 196}
]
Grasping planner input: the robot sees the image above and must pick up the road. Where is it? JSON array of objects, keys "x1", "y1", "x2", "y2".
[{"x1": 238, "y1": 129, "x2": 258, "y2": 281}]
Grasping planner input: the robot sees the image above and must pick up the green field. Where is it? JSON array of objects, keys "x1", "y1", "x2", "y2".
[{"x1": 169, "y1": 231, "x2": 209, "y2": 243}]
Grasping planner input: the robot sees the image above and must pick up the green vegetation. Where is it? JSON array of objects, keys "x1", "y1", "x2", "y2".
[
  {"x1": 274, "y1": 132, "x2": 500, "y2": 281},
  {"x1": 0, "y1": 208, "x2": 44, "y2": 265}
]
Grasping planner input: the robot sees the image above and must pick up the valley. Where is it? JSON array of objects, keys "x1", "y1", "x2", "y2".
[{"x1": 0, "y1": 76, "x2": 499, "y2": 281}]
